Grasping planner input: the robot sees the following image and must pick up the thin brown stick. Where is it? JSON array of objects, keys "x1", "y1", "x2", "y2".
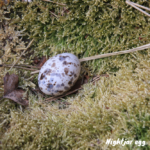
[
  {"x1": 45, "y1": 87, "x2": 82, "y2": 102},
  {"x1": 126, "y1": 1, "x2": 150, "y2": 17},
  {"x1": 50, "y1": 11, "x2": 58, "y2": 18},
  {"x1": 31, "y1": 43, "x2": 150, "y2": 74},
  {"x1": 43, "y1": 0, "x2": 66, "y2": 6},
  {"x1": 17, "y1": 64, "x2": 40, "y2": 69},
  {"x1": 10, "y1": 39, "x2": 34, "y2": 71}
]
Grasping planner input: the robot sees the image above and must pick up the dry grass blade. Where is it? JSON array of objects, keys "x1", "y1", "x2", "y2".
[
  {"x1": 31, "y1": 43, "x2": 150, "y2": 74},
  {"x1": 79, "y1": 43, "x2": 150, "y2": 62},
  {"x1": 128, "y1": 1, "x2": 150, "y2": 11},
  {"x1": 126, "y1": 0, "x2": 150, "y2": 17},
  {"x1": 92, "y1": 76, "x2": 100, "y2": 82},
  {"x1": 31, "y1": 70, "x2": 40, "y2": 74},
  {"x1": 43, "y1": 0, "x2": 66, "y2": 6}
]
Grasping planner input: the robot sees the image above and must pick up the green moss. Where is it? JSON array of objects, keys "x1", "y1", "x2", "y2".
[{"x1": 11, "y1": 0, "x2": 150, "y2": 73}]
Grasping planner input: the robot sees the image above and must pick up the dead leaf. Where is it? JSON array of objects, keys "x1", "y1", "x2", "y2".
[
  {"x1": 3, "y1": 89, "x2": 28, "y2": 106},
  {"x1": 4, "y1": 72, "x2": 18, "y2": 95},
  {"x1": 3, "y1": 73, "x2": 28, "y2": 106}
]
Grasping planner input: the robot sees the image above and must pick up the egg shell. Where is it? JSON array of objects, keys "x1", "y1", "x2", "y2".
[{"x1": 38, "y1": 53, "x2": 81, "y2": 96}]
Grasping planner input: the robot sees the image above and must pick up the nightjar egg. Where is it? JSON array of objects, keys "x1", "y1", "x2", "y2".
[{"x1": 38, "y1": 53, "x2": 81, "y2": 96}]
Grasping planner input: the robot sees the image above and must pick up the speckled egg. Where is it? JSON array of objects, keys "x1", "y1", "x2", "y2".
[{"x1": 38, "y1": 53, "x2": 81, "y2": 96}]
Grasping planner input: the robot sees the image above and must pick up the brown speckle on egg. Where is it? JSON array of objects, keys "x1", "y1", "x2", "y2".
[
  {"x1": 69, "y1": 71, "x2": 74, "y2": 77},
  {"x1": 64, "y1": 68, "x2": 69, "y2": 75},
  {"x1": 47, "y1": 83, "x2": 53, "y2": 89},
  {"x1": 52, "y1": 63, "x2": 56, "y2": 67},
  {"x1": 63, "y1": 61, "x2": 72, "y2": 65},
  {"x1": 74, "y1": 63, "x2": 77, "y2": 67},
  {"x1": 59, "y1": 55, "x2": 70, "y2": 61},
  {"x1": 63, "y1": 61, "x2": 67, "y2": 65},
  {"x1": 44, "y1": 69, "x2": 52, "y2": 75},
  {"x1": 40, "y1": 73, "x2": 45, "y2": 80}
]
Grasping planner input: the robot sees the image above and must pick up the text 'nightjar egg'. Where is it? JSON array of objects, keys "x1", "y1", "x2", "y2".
[{"x1": 38, "y1": 53, "x2": 81, "y2": 96}]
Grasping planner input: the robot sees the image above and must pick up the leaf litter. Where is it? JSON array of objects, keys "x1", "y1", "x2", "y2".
[{"x1": 3, "y1": 72, "x2": 28, "y2": 106}]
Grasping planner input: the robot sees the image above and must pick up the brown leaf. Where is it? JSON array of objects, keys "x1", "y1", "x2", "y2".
[
  {"x1": 3, "y1": 89, "x2": 28, "y2": 106},
  {"x1": 4, "y1": 72, "x2": 18, "y2": 95},
  {"x1": 3, "y1": 73, "x2": 28, "y2": 106}
]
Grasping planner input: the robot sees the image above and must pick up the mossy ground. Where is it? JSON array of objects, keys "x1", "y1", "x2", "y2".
[{"x1": 0, "y1": 0, "x2": 150, "y2": 149}]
